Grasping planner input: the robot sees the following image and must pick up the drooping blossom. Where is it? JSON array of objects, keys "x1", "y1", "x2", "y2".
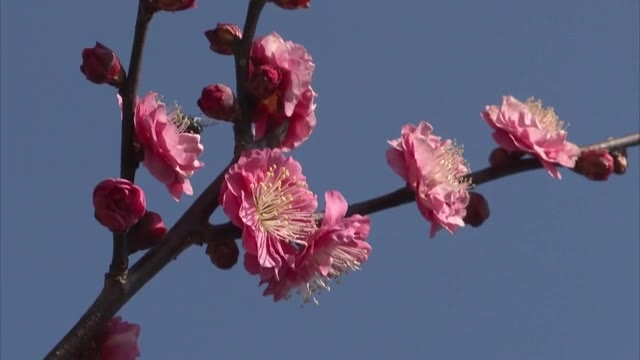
[
  {"x1": 481, "y1": 96, "x2": 581, "y2": 179},
  {"x1": 95, "y1": 316, "x2": 141, "y2": 360},
  {"x1": 219, "y1": 148, "x2": 317, "y2": 277},
  {"x1": 80, "y1": 42, "x2": 125, "y2": 87},
  {"x1": 247, "y1": 191, "x2": 371, "y2": 305},
  {"x1": 119, "y1": 92, "x2": 204, "y2": 201},
  {"x1": 249, "y1": 33, "x2": 317, "y2": 150},
  {"x1": 93, "y1": 178, "x2": 146, "y2": 233},
  {"x1": 386, "y1": 121, "x2": 471, "y2": 237}
]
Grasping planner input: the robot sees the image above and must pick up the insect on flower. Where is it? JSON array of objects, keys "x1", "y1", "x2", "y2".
[{"x1": 168, "y1": 106, "x2": 222, "y2": 135}]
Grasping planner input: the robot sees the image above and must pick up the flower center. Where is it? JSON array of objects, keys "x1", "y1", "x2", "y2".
[
  {"x1": 300, "y1": 241, "x2": 370, "y2": 305},
  {"x1": 252, "y1": 165, "x2": 316, "y2": 245},
  {"x1": 524, "y1": 97, "x2": 565, "y2": 133},
  {"x1": 426, "y1": 141, "x2": 471, "y2": 190}
]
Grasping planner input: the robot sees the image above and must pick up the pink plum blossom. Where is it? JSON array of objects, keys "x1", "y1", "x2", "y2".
[
  {"x1": 220, "y1": 148, "x2": 317, "y2": 277},
  {"x1": 249, "y1": 191, "x2": 372, "y2": 305},
  {"x1": 97, "y1": 316, "x2": 140, "y2": 360},
  {"x1": 249, "y1": 33, "x2": 316, "y2": 150},
  {"x1": 119, "y1": 92, "x2": 204, "y2": 201},
  {"x1": 481, "y1": 95, "x2": 580, "y2": 179},
  {"x1": 387, "y1": 121, "x2": 471, "y2": 237}
]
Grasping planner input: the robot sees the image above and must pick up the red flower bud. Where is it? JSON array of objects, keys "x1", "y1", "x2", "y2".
[
  {"x1": 206, "y1": 239, "x2": 239, "y2": 270},
  {"x1": 93, "y1": 179, "x2": 146, "y2": 233},
  {"x1": 249, "y1": 64, "x2": 282, "y2": 100},
  {"x1": 271, "y1": 0, "x2": 311, "y2": 10},
  {"x1": 151, "y1": 0, "x2": 195, "y2": 11},
  {"x1": 80, "y1": 42, "x2": 125, "y2": 87},
  {"x1": 612, "y1": 149, "x2": 628, "y2": 175},
  {"x1": 204, "y1": 23, "x2": 242, "y2": 56},
  {"x1": 128, "y1": 211, "x2": 167, "y2": 254},
  {"x1": 197, "y1": 84, "x2": 237, "y2": 121},
  {"x1": 573, "y1": 149, "x2": 614, "y2": 181},
  {"x1": 463, "y1": 192, "x2": 490, "y2": 227}
]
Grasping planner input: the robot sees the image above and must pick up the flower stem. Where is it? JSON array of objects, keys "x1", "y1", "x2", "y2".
[{"x1": 205, "y1": 132, "x2": 640, "y2": 240}]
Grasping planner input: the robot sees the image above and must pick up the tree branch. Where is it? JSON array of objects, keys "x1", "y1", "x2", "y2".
[
  {"x1": 107, "y1": 1, "x2": 154, "y2": 288},
  {"x1": 204, "y1": 132, "x2": 640, "y2": 242},
  {"x1": 232, "y1": 0, "x2": 266, "y2": 154}
]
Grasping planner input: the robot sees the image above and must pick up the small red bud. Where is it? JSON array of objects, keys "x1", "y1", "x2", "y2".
[
  {"x1": 206, "y1": 239, "x2": 239, "y2": 270},
  {"x1": 573, "y1": 149, "x2": 614, "y2": 181},
  {"x1": 204, "y1": 23, "x2": 242, "y2": 56},
  {"x1": 611, "y1": 149, "x2": 628, "y2": 175},
  {"x1": 488, "y1": 148, "x2": 511, "y2": 167},
  {"x1": 128, "y1": 211, "x2": 167, "y2": 254},
  {"x1": 93, "y1": 178, "x2": 146, "y2": 234},
  {"x1": 464, "y1": 192, "x2": 490, "y2": 228},
  {"x1": 80, "y1": 42, "x2": 125, "y2": 87},
  {"x1": 197, "y1": 84, "x2": 237, "y2": 122},
  {"x1": 248, "y1": 65, "x2": 282, "y2": 100},
  {"x1": 151, "y1": 0, "x2": 195, "y2": 11},
  {"x1": 271, "y1": 0, "x2": 311, "y2": 10}
]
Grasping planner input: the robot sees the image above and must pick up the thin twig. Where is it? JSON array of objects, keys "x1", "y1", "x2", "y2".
[
  {"x1": 232, "y1": 0, "x2": 267, "y2": 154},
  {"x1": 205, "y1": 132, "x2": 640, "y2": 241},
  {"x1": 107, "y1": 1, "x2": 154, "y2": 285}
]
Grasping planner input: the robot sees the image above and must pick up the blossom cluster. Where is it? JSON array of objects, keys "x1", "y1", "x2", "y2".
[
  {"x1": 77, "y1": 0, "x2": 600, "y2": 355},
  {"x1": 220, "y1": 149, "x2": 371, "y2": 304}
]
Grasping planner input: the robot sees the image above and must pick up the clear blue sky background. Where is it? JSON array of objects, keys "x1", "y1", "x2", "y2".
[{"x1": 1, "y1": 1, "x2": 638, "y2": 359}]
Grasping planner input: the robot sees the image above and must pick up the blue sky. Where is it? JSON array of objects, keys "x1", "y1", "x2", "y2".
[{"x1": 1, "y1": 1, "x2": 638, "y2": 359}]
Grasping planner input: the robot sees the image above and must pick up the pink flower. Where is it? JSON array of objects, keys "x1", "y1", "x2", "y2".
[
  {"x1": 220, "y1": 148, "x2": 317, "y2": 276},
  {"x1": 481, "y1": 96, "x2": 581, "y2": 179},
  {"x1": 249, "y1": 33, "x2": 316, "y2": 150},
  {"x1": 386, "y1": 121, "x2": 471, "y2": 237},
  {"x1": 93, "y1": 178, "x2": 146, "y2": 233},
  {"x1": 98, "y1": 316, "x2": 141, "y2": 360},
  {"x1": 250, "y1": 191, "x2": 371, "y2": 305},
  {"x1": 120, "y1": 92, "x2": 204, "y2": 201},
  {"x1": 80, "y1": 42, "x2": 125, "y2": 87}
]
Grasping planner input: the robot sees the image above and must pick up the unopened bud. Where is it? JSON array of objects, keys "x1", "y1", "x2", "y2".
[
  {"x1": 151, "y1": 0, "x2": 195, "y2": 11},
  {"x1": 206, "y1": 239, "x2": 239, "y2": 270},
  {"x1": 93, "y1": 178, "x2": 146, "y2": 233},
  {"x1": 128, "y1": 211, "x2": 167, "y2": 254},
  {"x1": 573, "y1": 149, "x2": 614, "y2": 181},
  {"x1": 249, "y1": 64, "x2": 282, "y2": 100},
  {"x1": 271, "y1": 0, "x2": 311, "y2": 10},
  {"x1": 464, "y1": 192, "x2": 490, "y2": 227},
  {"x1": 197, "y1": 84, "x2": 237, "y2": 121},
  {"x1": 80, "y1": 42, "x2": 125, "y2": 87},
  {"x1": 204, "y1": 23, "x2": 242, "y2": 56},
  {"x1": 611, "y1": 149, "x2": 628, "y2": 175}
]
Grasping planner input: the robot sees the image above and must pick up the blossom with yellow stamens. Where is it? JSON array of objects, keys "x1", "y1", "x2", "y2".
[
  {"x1": 220, "y1": 149, "x2": 318, "y2": 277},
  {"x1": 481, "y1": 95, "x2": 580, "y2": 179}
]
